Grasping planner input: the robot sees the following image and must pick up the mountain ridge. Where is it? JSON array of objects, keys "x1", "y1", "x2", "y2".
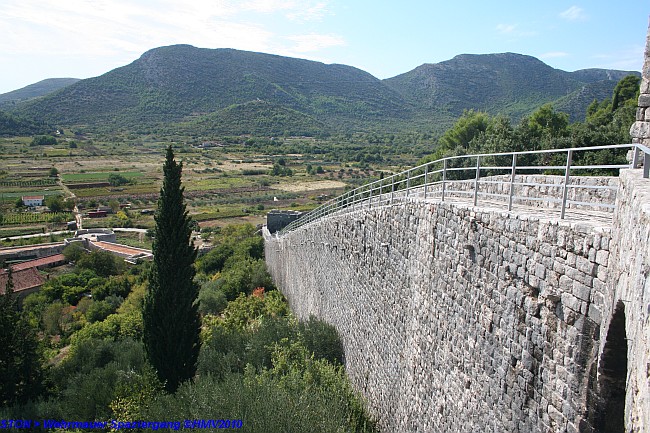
[
  {"x1": 0, "y1": 78, "x2": 80, "y2": 108},
  {"x1": 5, "y1": 45, "x2": 641, "y2": 135}
]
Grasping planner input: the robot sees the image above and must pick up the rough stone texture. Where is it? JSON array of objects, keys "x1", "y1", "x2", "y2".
[
  {"x1": 264, "y1": 22, "x2": 650, "y2": 431},
  {"x1": 424, "y1": 174, "x2": 619, "y2": 212},
  {"x1": 605, "y1": 169, "x2": 650, "y2": 432},
  {"x1": 265, "y1": 194, "x2": 619, "y2": 432},
  {"x1": 265, "y1": 166, "x2": 650, "y2": 432},
  {"x1": 266, "y1": 209, "x2": 303, "y2": 234},
  {"x1": 630, "y1": 18, "x2": 650, "y2": 148}
]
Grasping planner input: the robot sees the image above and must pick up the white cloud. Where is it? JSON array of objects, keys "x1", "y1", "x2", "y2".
[
  {"x1": 591, "y1": 45, "x2": 644, "y2": 71},
  {"x1": 496, "y1": 24, "x2": 517, "y2": 34},
  {"x1": 0, "y1": 0, "x2": 339, "y2": 60},
  {"x1": 287, "y1": 2, "x2": 330, "y2": 21},
  {"x1": 234, "y1": 0, "x2": 329, "y2": 20},
  {"x1": 560, "y1": 6, "x2": 587, "y2": 22}
]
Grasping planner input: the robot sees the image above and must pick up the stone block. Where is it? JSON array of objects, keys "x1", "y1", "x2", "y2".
[
  {"x1": 600, "y1": 236, "x2": 610, "y2": 250},
  {"x1": 595, "y1": 250, "x2": 609, "y2": 266},
  {"x1": 588, "y1": 304, "x2": 602, "y2": 324},
  {"x1": 588, "y1": 247, "x2": 596, "y2": 263},
  {"x1": 638, "y1": 93, "x2": 650, "y2": 108},
  {"x1": 545, "y1": 270, "x2": 560, "y2": 287},
  {"x1": 553, "y1": 259, "x2": 566, "y2": 275},
  {"x1": 630, "y1": 121, "x2": 650, "y2": 139},
  {"x1": 575, "y1": 256, "x2": 596, "y2": 276},
  {"x1": 572, "y1": 282, "x2": 591, "y2": 301},
  {"x1": 559, "y1": 274, "x2": 573, "y2": 291},
  {"x1": 566, "y1": 252, "x2": 577, "y2": 267},
  {"x1": 561, "y1": 292, "x2": 582, "y2": 313},
  {"x1": 548, "y1": 404, "x2": 566, "y2": 425},
  {"x1": 641, "y1": 78, "x2": 650, "y2": 94}
]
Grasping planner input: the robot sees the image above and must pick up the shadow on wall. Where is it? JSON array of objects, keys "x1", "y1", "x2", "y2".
[{"x1": 588, "y1": 300, "x2": 627, "y2": 433}]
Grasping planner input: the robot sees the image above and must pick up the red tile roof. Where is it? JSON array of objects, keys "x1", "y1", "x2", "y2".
[
  {"x1": 0, "y1": 268, "x2": 46, "y2": 294},
  {"x1": 11, "y1": 254, "x2": 66, "y2": 271}
]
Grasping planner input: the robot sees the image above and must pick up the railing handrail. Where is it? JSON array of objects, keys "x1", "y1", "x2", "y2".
[{"x1": 277, "y1": 143, "x2": 650, "y2": 235}]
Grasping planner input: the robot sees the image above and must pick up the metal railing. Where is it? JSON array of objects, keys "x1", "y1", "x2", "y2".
[{"x1": 278, "y1": 143, "x2": 650, "y2": 235}]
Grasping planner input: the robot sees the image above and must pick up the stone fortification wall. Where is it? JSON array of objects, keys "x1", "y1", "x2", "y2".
[
  {"x1": 606, "y1": 170, "x2": 650, "y2": 430},
  {"x1": 265, "y1": 191, "x2": 616, "y2": 432},
  {"x1": 446, "y1": 174, "x2": 618, "y2": 211},
  {"x1": 630, "y1": 18, "x2": 650, "y2": 147},
  {"x1": 266, "y1": 209, "x2": 303, "y2": 234},
  {"x1": 0, "y1": 242, "x2": 65, "y2": 262},
  {"x1": 265, "y1": 19, "x2": 650, "y2": 427},
  {"x1": 368, "y1": 174, "x2": 618, "y2": 216}
]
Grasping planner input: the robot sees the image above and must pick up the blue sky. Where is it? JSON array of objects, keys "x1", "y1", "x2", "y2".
[{"x1": 0, "y1": 0, "x2": 647, "y2": 94}]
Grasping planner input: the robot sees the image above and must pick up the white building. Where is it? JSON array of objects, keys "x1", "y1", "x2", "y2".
[{"x1": 22, "y1": 195, "x2": 44, "y2": 207}]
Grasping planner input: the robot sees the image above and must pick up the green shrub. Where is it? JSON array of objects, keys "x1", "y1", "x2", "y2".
[
  {"x1": 77, "y1": 250, "x2": 124, "y2": 277},
  {"x1": 198, "y1": 282, "x2": 228, "y2": 316},
  {"x1": 196, "y1": 244, "x2": 234, "y2": 274},
  {"x1": 299, "y1": 316, "x2": 345, "y2": 365},
  {"x1": 141, "y1": 346, "x2": 377, "y2": 433},
  {"x1": 46, "y1": 338, "x2": 149, "y2": 420},
  {"x1": 85, "y1": 299, "x2": 119, "y2": 323}
]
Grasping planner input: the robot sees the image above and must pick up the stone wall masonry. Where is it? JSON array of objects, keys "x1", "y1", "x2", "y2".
[
  {"x1": 265, "y1": 189, "x2": 619, "y2": 432},
  {"x1": 417, "y1": 174, "x2": 619, "y2": 212},
  {"x1": 606, "y1": 169, "x2": 650, "y2": 431},
  {"x1": 631, "y1": 18, "x2": 650, "y2": 147}
]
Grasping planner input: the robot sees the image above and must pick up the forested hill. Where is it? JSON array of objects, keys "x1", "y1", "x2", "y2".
[
  {"x1": 11, "y1": 45, "x2": 410, "y2": 132},
  {"x1": 0, "y1": 78, "x2": 80, "y2": 108},
  {"x1": 7, "y1": 45, "x2": 640, "y2": 134},
  {"x1": 384, "y1": 53, "x2": 638, "y2": 123}
]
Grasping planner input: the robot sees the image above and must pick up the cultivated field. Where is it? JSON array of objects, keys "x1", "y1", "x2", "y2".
[{"x1": 0, "y1": 132, "x2": 421, "y2": 237}]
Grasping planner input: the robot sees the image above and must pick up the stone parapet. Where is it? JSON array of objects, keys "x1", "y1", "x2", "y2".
[
  {"x1": 265, "y1": 165, "x2": 650, "y2": 432},
  {"x1": 630, "y1": 18, "x2": 650, "y2": 146}
]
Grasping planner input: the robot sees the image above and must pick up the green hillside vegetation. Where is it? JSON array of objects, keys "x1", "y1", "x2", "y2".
[
  {"x1": 0, "y1": 110, "x2": 50, "y2": 136},
  {"x1": 5, "y1": 46, "x2": 639, "y2": 136},
  {"x1": 384, "y1": 53, "x2": 638, "y2": 124},
  {"x1": 0, "y1": 226, "x2": 377, "y2": 432},
  {"x1": 12, "y1": 45, "x2": 408, "y2": 133},
  {"x1": 421, "y1": 74, "x2": 640, "y2": 173},
  {"x1": 181, "y1": 100, "x2": 328, "y2": 136},
  {"x1": 0, "y1": 78, "x2": 80, "y2": 108}
]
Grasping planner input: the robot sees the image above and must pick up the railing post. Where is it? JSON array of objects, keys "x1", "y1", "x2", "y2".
[
  {"x1": 508, "y1": 154, "x2": 517, "y2": 211},
  {"x1": 633, "y1": 144, "x2": 640, "y2": 169},
  {"x1": 391, "y1": 176, "x2": 395, "y2": 204},
  {"x1": 473, "y1": 156, "x2": 481, "y2": 207},
  {"x1": 423, "y1": 164, "x2": 429, "y2": 200},
  {"x1": 379, "y1": 178, "x2": 383, "y2": 206},
  {"x1": 442, "y1": 159, "x2": 447, "y2": 202},
  {"x1": 645, "y1": 151, "x2": 650, "y2": 179},
  {"x1": 560, "y1": 149, "x2": 573, "y2": 219},
  {"x1": 368, "y1": 183, "x2": 373, "y2": 209},
  {"x1": 406, "y1": 169, "x2": 411, "y2": 199}
]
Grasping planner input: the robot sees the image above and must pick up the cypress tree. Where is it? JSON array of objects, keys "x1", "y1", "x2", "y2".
[
  {"x1": 0, "y1": 268, "x2": 43, "y2": 406},
  {"x1": 143, "y1": 145, "x2": 200, "y2": 392}
]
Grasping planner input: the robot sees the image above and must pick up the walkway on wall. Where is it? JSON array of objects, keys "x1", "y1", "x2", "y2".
[
  {"x1": 279, "y1": 143, "x2": 650, "y2": 235},
  {"x1": 405, "y1": 193, "x2": 612, "y2": 228}
]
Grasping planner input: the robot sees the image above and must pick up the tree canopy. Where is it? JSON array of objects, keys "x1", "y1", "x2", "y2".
[{"x1": 143, "y1": 145, "x2": 200, "y2": 393}]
